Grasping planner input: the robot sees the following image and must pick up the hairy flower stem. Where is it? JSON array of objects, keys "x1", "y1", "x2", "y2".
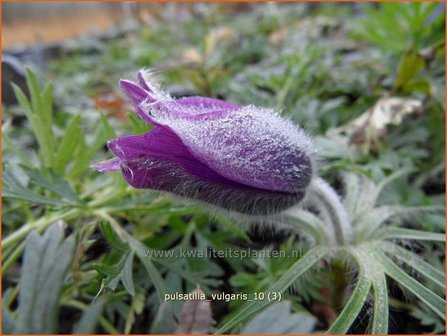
[{"x1": 308, "y1": 177, "x2": 352, "y2": 245}]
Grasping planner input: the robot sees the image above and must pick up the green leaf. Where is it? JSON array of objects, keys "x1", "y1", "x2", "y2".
[
  {"x1": 2, "y1": 307, "x2": 16, "y2": 334},
  {"x1": 124, "y1": 290, "x2": 146, "y2": 333},
  {"x1": 150, "y1": 302, "x2": 176, "y2": 334},
  {"x1": 96, "y1": 222, "x2": 135, "y2": 296},
  {"x1": 12, "y1": 68, "x2": 55, "y2": 167},
  {"x1": 11, "y1": 82, "x2": 32, "y2": 114},
  {"x1": 67, "y1": 135, "x2": 90, "y2": 178},
  {"x1": 217, "y1": 246, "x2": 328, "y2": 333},
  {"x1": 371, "y1": 250, "x2": 445, "y2": 321},
  {"x1": 41, "y1": 82, "x2": 54, "y2": 127},
  {"x1": 25, "y1": 66, "x2": 43, "y2": 114},
  {"x1": 2, "y1": 133, "x2": 33, "y2": 166},
  {"x1": 356, "y1": 205, "x2": 444, "y2": 240},
  {"x1": 99, "y1": 221, "x2": 128, "y2": 253},
  {"x1": 375, "y1": 168, "x2": 414, "y2": 202},
  {"x1": 394, "y1": 51, "x2": 425, "y2": 91},
  {"x1": 352, "y1": 2, "x2": 442, "y2": 54},
  {"x1": 381, "y1": 242, "x2": 445, "y2": 289},
  {"x1": 87, "y1": 114, "x2": 117, "y2": 160},
  {"x1": 340, "y1": 247, "x2": 389, "y2": 334},
  {"x1": 3, "y1": 168, "x2": 67, "y2": 207},
  {"x1": 328, "y1": 249, "x2": 373, "y2": 334},
  {"x1": 90, "y1": 114, "x2": 116, "y2": 158},
  {"x1": 127, "y1": 236, "x2": 169, "y2": 302},
  {"x1": 342, "y1": 172, "x2": 361, "y2": 215},
  {"x1": 15, "y1": 224, "x2": 74, "y2": 333},
  {"x1": 54, "y1": 115, "x2": 82, "y2": 174},
  {"x1": 20, "y1": 165, "x2": 80, "y2": 205},
  {"x1": 403, "y1": 78, "x2": 432, "y2": 95},
  {"x1": 241, "y1": 301, "x2": 317, "y2": 334},
  {"x1": 98, "y1": 221, "x2": 167, "y2": 299},
  {"x1": 371, "y1": 269, "x2": 389, "y2": 334},
  {"x1": 380, "y1": 227, "x2": 445, "y2": 242},
  {"x1": 11, "y1": 84, "x2": 48, "y2": 160},
  {"x1": 129, "y1": 112, "x2": 153, "y2": 134},
  {"x1": 411, "y1": 303, "x2": 445, "y2": 334},
  {"x1": 342, "y1": 172, "x2": 378, "y2": 219},
  {"x1": 283, "y1": 209, "x2": 330, "y2": 244},
  {"x1": 73, "y1": 300, "x2": 105, "y2": 334},
  {"x1": 68, "y1": 113, "x2": 116, "y2": 178},
  {"x1": 122, "y1": 251, "x2": 136, "y2": 296},
  {"x1": 94, "y1": 252, "x2": 135, "y2": 296}
]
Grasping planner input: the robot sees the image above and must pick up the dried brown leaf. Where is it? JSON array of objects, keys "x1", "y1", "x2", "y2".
[
  {"x1": 175, "y1": 288, "x2": 212, "y2": 334},
  {"x1": 329, "y1": 96, "x2": 422, "y2": 153}
]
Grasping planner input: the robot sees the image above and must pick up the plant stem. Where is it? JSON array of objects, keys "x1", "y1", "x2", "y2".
[
  {"x1": 3, "y1": 241, "x2": 26, "y2": 274},
  {"x1": 308, "y1": 177, "x2": 352, "y2": 245},
  {"x1": 2, "y1": 208, "x2": 81, "y2": 252},
  {"x1": 2, "y1": 187, "x2": 126, "y2": 254}
]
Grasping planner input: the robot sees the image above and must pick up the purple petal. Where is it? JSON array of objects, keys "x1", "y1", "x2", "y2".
[
  {"x1": 176, "y1": 96, "x2": 239, "y2": 110},
  {"x1": 120, "y1": 157, "x2": 304, "y2": 215},
  {"x1": 119, "y1": 82, "x2": 314, "y2": 193},
  {"x1": 119, "y1": 80, "x2": 151, "y2": 106},
  {"x1": 120, "y1": 79, "x2": 178, "y2": 127},
  {"x1": 169, "y1": 96, "x2": 240, "y2": 120},
  {"x1": 108, "y1": 127, "x2": 239, "y2": 186},
  {"x1": 136, "y1": 70, "x2": 238, "y2": 111},
  {"x1": 154, "y1": 106, "x2": 315, "y2": 193},
  {"x1": 119, "y1": 80, "x2": 161, "y2": 126},
  {"x1": 136, "y1": 95, "x2": 240, "y2": 121},
  {"x1": 137, "y1": 70, "x2": 152, "y2": 92},
  {"x1": 111, "y1": 70, "x2": 315, "y2": 212},
  {"x1": 120, "y1": 77, "x2": 240, "y2": 124},
  {"x1": 108, "y1": 127, "x2": 305, "y2": 214}
]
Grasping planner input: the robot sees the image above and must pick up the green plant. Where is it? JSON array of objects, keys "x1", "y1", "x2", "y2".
[
  {"x1": 2, "y1": 3, "x2": 445, "y2": 334},
  {"x1": 216, "y1": 171, "x2": 444, "y2": 333},
  {"x1": 2, "y1": 224, "x2": 107, "y2": 334},
  {"x1": 351, "y1": 3, "x2": 444, "y2": 55}
]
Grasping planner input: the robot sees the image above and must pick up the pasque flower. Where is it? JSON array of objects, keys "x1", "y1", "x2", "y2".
[{"x1": 94, "y1": 70, "x2": 316, "y2": 215}]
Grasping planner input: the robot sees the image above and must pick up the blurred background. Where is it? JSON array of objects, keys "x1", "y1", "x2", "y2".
[
  {"x1": 3, "y1": 3, "x2": 123, "y2": 48},
  {"x1": 2, "y1": 2, "x2": 445, "y2": 334}
]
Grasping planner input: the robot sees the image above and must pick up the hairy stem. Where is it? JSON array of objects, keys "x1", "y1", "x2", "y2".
[{"x1": 308, "y1": 177, "x2": 352, "y2": 245}]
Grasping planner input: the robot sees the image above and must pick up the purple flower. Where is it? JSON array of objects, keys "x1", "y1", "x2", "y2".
[{"x1": 94, "y1": 70, "x2": 315, "y2": 215}]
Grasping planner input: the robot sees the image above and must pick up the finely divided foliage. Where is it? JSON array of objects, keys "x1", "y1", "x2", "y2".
[{"x1": 217, "y1": 170, "x2": 445, "y2": 333}]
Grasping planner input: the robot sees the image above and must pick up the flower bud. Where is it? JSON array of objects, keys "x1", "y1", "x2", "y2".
[{"x1": 94, "y1": 70, "x2": 316, "y2": 215}]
